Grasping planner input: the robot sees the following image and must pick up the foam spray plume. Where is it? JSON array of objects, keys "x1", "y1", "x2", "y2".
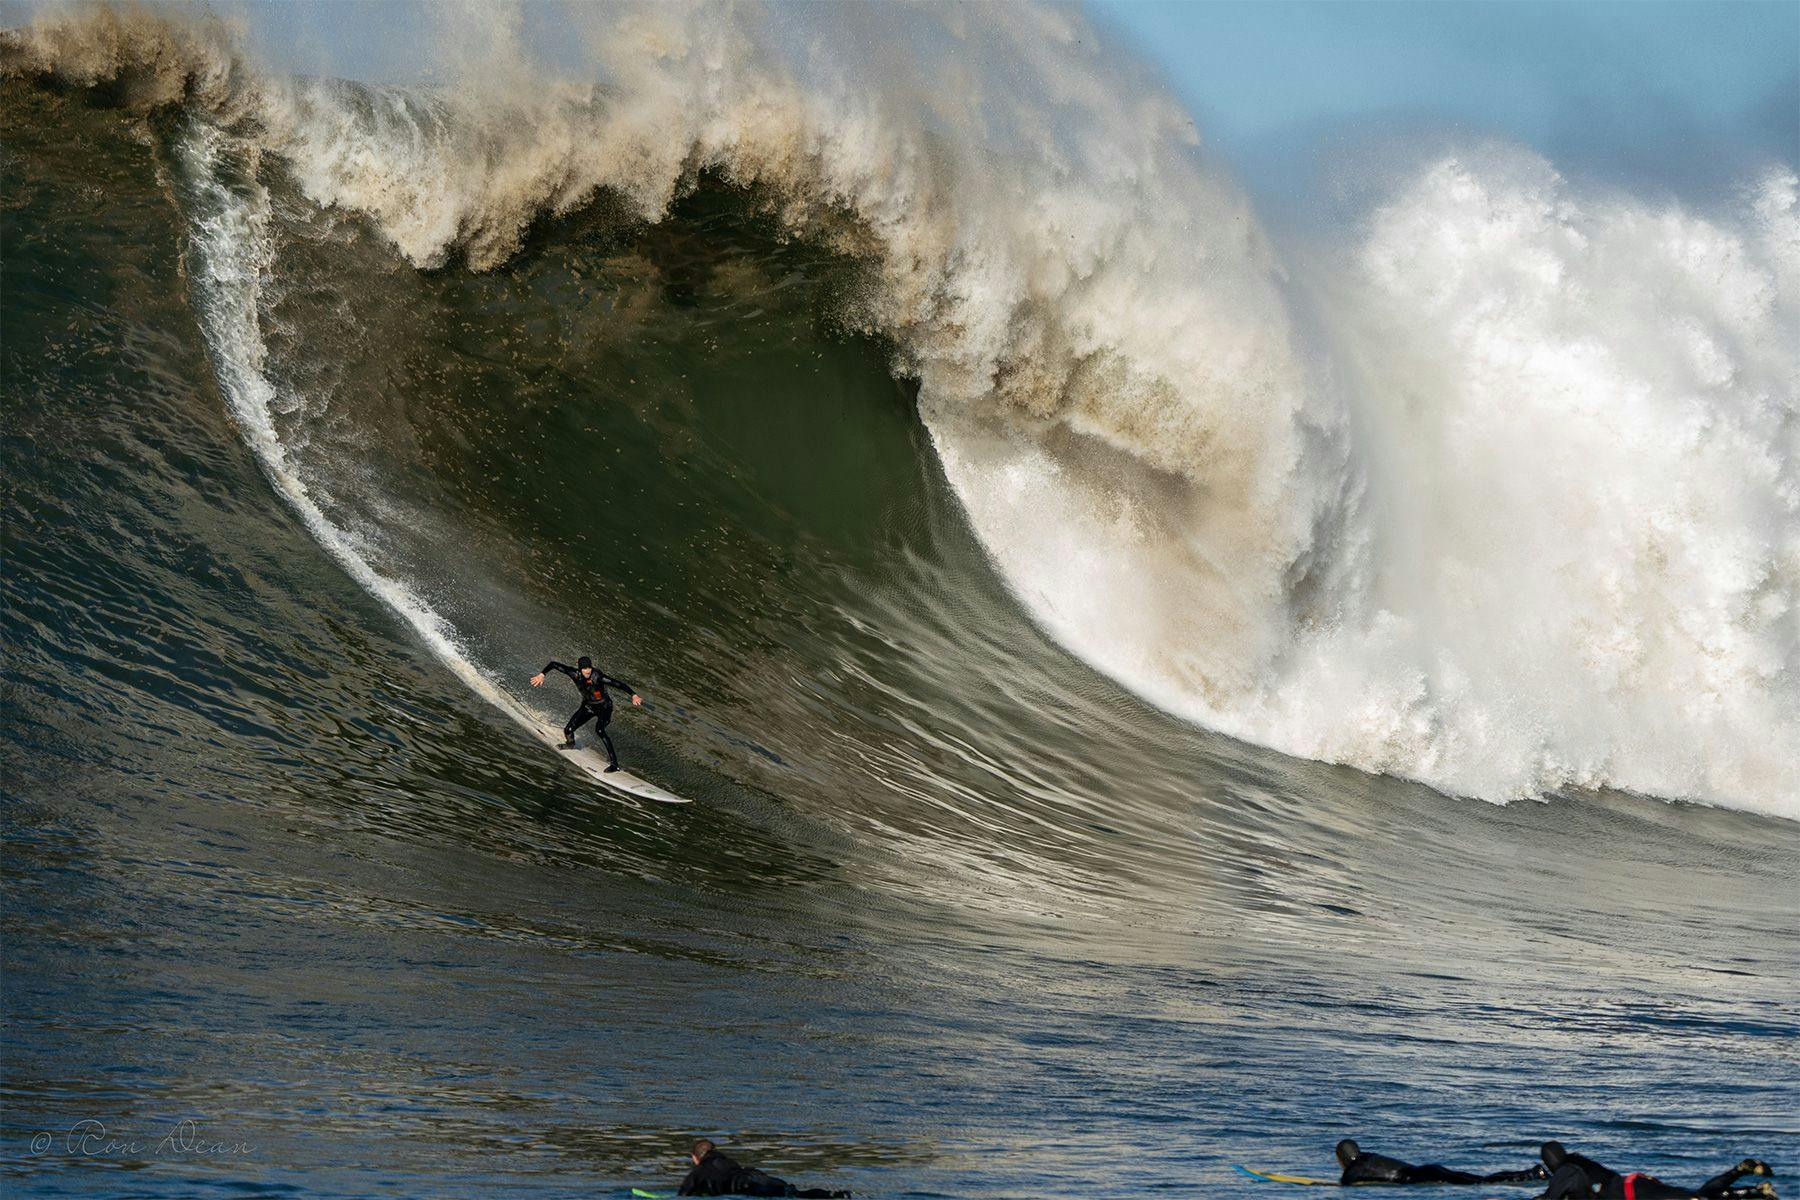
[{"x1": 5, "y1": 1, "x2": 1795, "y2": 817}]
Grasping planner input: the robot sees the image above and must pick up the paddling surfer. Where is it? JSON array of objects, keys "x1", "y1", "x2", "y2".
[
  {"x1": 1534, "y1": 1142, "x2": 1775, "y2": 1200},
  {"x1": 677, "y1": 1139, "x2": 849, "y2": 1198},
  {"x1": 1335, "y1": 1140, "x2": 1548, "y2": 1186},
  {"x1": 530, "y1": 654, "x2": 642, "y2": 771}
]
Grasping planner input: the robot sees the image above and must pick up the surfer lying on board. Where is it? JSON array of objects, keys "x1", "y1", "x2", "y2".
[
  {"x1": 678, "y1": 1139, "x2": 850, "y2": 1198},
  {"x1": 1336, "y1": 1140, "x2": 1549, "y2": 1186},
  {"x1": 1534, "y1": 1142, "x2": 1775, "y2": 1200},
  {"x1": 529, "y1": 655, "x2": 642, "y2": 772}
]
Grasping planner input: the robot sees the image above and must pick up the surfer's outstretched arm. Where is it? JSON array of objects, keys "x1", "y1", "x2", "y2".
[
  {"x1": 1696, "y1": 1162, "x2": 1774, "y2": 1198},
  {"x1": 601, "y1": 673, "x2": 643, "y2": 704},
  {"x1": 531, "y1": 661, "x2": 579, "y2": 687}
]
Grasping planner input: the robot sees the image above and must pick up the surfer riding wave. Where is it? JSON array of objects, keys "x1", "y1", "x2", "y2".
[{"x1": 532, "y1": 654, "x2": 643, "y2": 772}]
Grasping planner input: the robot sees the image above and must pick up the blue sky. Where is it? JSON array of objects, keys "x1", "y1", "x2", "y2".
[{"x1": 1091, "y1": 1, "x2": 1798, "y2": 204}]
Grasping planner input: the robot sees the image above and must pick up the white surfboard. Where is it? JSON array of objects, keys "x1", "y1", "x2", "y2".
[
  {"x1": 555, "y1": 739, "x2": 692, "y2": 805},
  {"x1": 598, "y1": 769, "x2": 691, "y2": 805},
  {"x1": 469, "y1": 675, "x2": 692, "y2": 805}
]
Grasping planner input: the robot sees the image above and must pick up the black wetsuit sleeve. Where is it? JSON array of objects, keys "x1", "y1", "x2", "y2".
[
  {"x1": 542, "y1": 661, "x2": 579, "y2": 679},
  {"x1": 1695, "y1": 1166, "x2": 1749, "y2": 1197},
  {"x1": 1572, "y1": 1157, "x2": 1619, "y2": 1186},
  {"x1": 1538, "y1": 1163, "x2": 1597, "y2": 1200},
  {"x1": 677, "y1": 1151, "x2": 739, "y2": 1197},
  {"x1": 1343, "y1": 1155, "x2": 1410, "y2": 1186},
  {"x1": 600, "y1": 673, "x2": 637, "y2": 694},
  {"x1": 1484, "y1": 1166, "x2": 1552, "y2": 1185}
]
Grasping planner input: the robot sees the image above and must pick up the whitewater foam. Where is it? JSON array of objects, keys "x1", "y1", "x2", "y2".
[
  {"x1": 1302, "y1": 151, "x2": 1800, "y2": 805},
  {"x1": 8, "y1": 3, "x2": 1795, "y2": 816}
]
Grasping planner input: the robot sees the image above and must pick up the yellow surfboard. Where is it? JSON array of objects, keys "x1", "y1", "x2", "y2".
[{"x1": 1234, "y1": 1164, "x2": 1348, "y2": 1186}]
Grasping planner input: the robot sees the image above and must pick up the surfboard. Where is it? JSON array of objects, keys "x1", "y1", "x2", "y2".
[
  {"x1": 483, "y1": 681, "x2": 691, "y2": 804},
  {"x1": 630, "y1": 1190, "x2": 671, "y2": 1199},
  {"x1": 556, "y1": 740, "x2": 692, "y2": 804},
  {"x1": 585, "y1": 763, "x2": 690, "y2": 805},
  {"x1": 1234, "y1": 1164, "x2": 1341, "y2": 1185}
]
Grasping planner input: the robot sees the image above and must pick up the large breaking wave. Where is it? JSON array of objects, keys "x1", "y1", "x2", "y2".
[{"x1": 6, "y1": 2, "x2": 1796, "y2": 816}]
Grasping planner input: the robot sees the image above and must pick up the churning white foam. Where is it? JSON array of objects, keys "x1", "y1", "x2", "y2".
[
  {"x1": 13, "y1": 3, "x2": 1795, "y2": 815},
  {"x1": 1308, "y1": 152, "x2": 1799, "y2": 805},
  {"x1": 955, "y1": 149, "x2": 1800, "y2": 813}
]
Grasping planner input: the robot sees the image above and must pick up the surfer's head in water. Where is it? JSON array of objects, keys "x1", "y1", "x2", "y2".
[
  {"x1": 1337, "y1": 1142, "x2": 1362, "y2": 1170},
  {"x1": 578, "y1": 655, "x2": 594, "y2": 674},
  {"x1": 690, "y1": 1138, "x2": 715, "y2": 1164}
]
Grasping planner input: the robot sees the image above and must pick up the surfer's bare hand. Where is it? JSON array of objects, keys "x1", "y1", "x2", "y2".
[
  {"x1": 530, "y1": 673, "x2": 545, "y2": 687},
  {"x1": 631, "y1": 694, "x2": 643, "y2": 706}
]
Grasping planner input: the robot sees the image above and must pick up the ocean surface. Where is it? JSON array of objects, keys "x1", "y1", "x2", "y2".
[{"x1": 3, "y1": 5, "x2": 1797, "y2": 1198}]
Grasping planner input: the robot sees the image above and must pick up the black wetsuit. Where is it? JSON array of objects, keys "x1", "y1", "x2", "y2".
[
  {"x1": 677, "y1": 1148, "x2": 849, "y2": 1198},
  {"x1": 1537, "y1": 1152, "x2": 1770, "y2": 1200},
  {"x1": 1540, "y1": 1152, "x2": 1618, "y2": 1200},
  {"x1": 1689, "y1": 1164, "x2": 1774, "y2": 1200},
  {"x1": 542, "y1": 661, "x2": 635, "y2": 767},
  {"x1": 1340, "y1": 1148, "x2": 1545, "y2": 1187}
]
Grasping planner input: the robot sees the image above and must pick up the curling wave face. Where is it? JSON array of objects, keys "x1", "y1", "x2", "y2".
[{"x1": 4, "y1": 1, "x2": 1796, "y2": 819}]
